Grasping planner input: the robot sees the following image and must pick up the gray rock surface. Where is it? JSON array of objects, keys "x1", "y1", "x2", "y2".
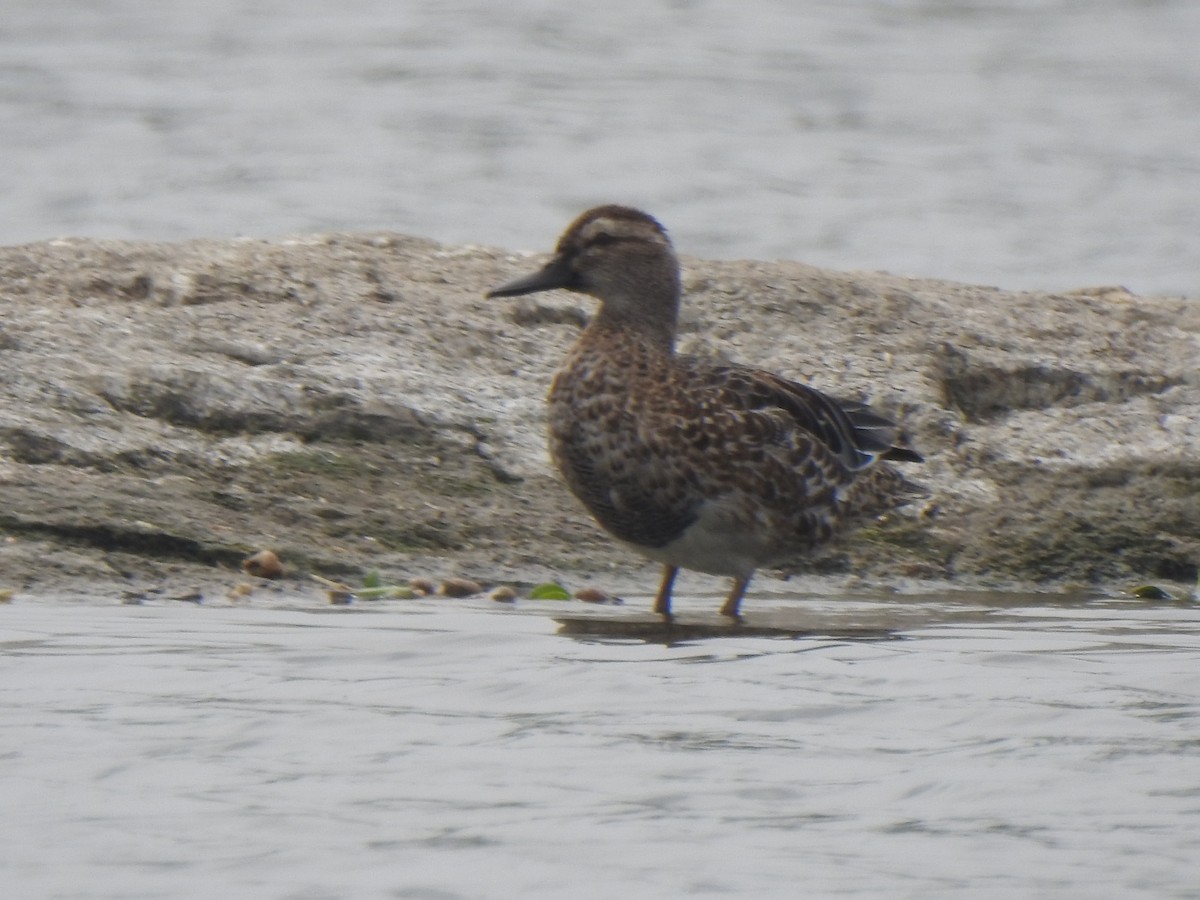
[{"x1": 1, "y1": 233, "x2": 1197, "y2": 599}]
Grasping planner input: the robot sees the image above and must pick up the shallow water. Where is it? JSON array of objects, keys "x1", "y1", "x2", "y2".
[
  {"x1": 2, "y1": 0, "x2": 1198, "y2": 295},
  {"x1": 3, "y1": 590, "x2": 1199, "y2": 898}
]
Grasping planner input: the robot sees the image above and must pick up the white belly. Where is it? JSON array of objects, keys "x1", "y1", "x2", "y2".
[{"x1": 623, "y1": 498, "x2": 779, "y2": 579}]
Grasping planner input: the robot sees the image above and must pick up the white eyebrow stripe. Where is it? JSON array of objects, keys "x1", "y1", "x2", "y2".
[{"x1": 579, "y1": 216, "x2": 668, "y2": 246}]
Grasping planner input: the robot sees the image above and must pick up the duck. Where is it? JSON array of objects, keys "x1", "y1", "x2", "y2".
[{"x1": 487, "y1": 205, "x2": 922, "y2": 618}]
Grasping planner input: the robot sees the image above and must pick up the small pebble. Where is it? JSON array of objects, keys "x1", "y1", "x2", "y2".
[
  {"x1": 328, "y1": 589, "x2": 354, "y2": 605},
  {"x1": 1131, "y1": 584, "x2": 1173, "y2": 600},
  {"x1": 489, "y1": 586, "x2": 517, "y2": 603},
  {"x1": 243, "y1": 549, "x2": 284, "y2": 579},
  {"x1": 227, "y1": 582, "x2": 255, "y2": 600},
  {"x1": 574, "y1": 586, "x2": 622, "y2": 605},
  {"x1": 409, "y1": 577, "x2": 437, "y2": 596},
  {"x1": 439, "y1": 577, "x2": 484, "y2": 598},
  {"x1": 571, "y1": 588, "x2": 609, "y2": 602}
]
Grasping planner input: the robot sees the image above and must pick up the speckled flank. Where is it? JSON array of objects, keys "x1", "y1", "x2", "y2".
[{"x1": 488, "y1": 206, "x2": 922, "y2": 618}]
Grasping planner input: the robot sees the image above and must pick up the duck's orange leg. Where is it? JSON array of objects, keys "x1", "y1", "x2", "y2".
[{"x1": 652, "y1": 565, "x2": 679, "y2": 618}]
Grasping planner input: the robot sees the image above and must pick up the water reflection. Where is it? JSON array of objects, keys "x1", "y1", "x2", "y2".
[{"x1": 553, "y1": 587, "x2": 1153, "y2": 644}]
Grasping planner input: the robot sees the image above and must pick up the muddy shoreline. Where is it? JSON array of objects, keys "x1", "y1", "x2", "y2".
[{"x1": 1, "y1": 233, "x2": 1197, "y2": 602}]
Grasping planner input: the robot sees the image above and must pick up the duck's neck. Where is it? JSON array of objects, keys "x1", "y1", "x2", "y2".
[
  {"x1": 587, "y1": 305, "x2": 676, "y2": 355},
  {"x1": 587, "y1": 268, "x2": 681, "y2": 354}
]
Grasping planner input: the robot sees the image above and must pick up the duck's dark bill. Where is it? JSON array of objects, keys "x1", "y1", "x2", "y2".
[{"x1": 486, "y1": 257, "x2": 575, "y2": 298}]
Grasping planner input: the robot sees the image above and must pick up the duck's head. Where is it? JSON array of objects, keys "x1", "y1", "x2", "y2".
[{"x1": 486, "y1": 205, "x2": 681, "y2": 326}]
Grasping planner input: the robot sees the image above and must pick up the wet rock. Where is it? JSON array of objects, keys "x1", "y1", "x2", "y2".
[
  {"x1": 227, "y1": 582, "x2": 255, "y2": 600},
  {"x1": 489, "y1": 585, "x2": 517, "y2": 603},
  {"x1": 574, "y1": 586, "x2": 622, "y2": 605},
  {"x1": 439, "y1": 577, "x2": 484, "y2": 598},
  {"x1": 0, "y1": 232, "x2": 1196, "y2": 593},
  {"x1": 242, "y1": 549, "x2": 284, "y2": 579},
  {"x1": 409, "y1": 577, "x2": 437, "y2": 596}
]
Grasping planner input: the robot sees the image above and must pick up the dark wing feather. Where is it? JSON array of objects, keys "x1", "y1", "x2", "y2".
[
  {"x1": 833, "y1": 398, "x2": 925, "y2": 464},
  {"x1": 693, "y1": 364, "x2": 922, "y2": 470}
]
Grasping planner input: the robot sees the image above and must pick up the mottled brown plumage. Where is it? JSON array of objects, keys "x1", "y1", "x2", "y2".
[{"x1": 487, "y1": 205, "x2": 922, "y2": 618}]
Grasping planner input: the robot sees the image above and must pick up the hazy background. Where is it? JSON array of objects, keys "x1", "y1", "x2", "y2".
[{"x1": 2, "y1": 0, "x2": 1197, "y2": 295}]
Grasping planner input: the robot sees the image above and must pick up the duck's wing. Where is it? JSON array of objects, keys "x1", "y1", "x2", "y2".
[{"x1": 692, "y1": 364, "x2": 922, "y2": 471}]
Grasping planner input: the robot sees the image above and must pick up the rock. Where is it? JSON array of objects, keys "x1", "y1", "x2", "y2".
[
  {"x1": 439, "y1": 577, "x2": 484, "y2": 598},
  {"x1": 227, "y1": 582, "x2": 255, "y2": 600},
  {"x1": 409, "y1": 577, "x2": 437, "y2": 596},
  {"x1": 574, "y1": 586, "x2": 620, "y2": 604},
  {"x1": 242, "y1": 549, "x2": 284, "y2": 579},
  {"x1": 0, "y1": 232, "x2": 1197, "y2": 595},
  {"x1": 489, "y1": 585, "x2": 517, "y2": 603}
]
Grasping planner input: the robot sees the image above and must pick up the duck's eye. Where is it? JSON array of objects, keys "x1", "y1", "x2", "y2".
[{"x1": 589, "y1": 232, "x2": 618, "y2": 247}]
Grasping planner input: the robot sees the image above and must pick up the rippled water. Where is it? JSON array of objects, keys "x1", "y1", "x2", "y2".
[
  {"x1": 2, "y1": 0, "x2": 1198, "y2": 295},
  {"x1": 4, "y1": 591, "x2": 1199, "y2": 898}
]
